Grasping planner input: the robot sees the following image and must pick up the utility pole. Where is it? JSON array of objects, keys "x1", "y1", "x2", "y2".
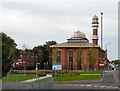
[
  {"x1": 101, "y1": 12, "x2": 103, "y2": 63},
  {"x1": 100, "y1": 12, "x2": 103, "y2": 82}
]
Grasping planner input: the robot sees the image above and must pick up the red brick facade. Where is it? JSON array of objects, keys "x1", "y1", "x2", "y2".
[{"x1": 52, "y1": 47, "x2": 99, "y2": 70}]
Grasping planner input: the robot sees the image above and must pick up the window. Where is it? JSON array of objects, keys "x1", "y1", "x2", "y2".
[
  {"x1": 56, "y1": 50, "x2": 61, "y2": 64},
  {"x1": 69, "y1": 50, "x2": 73, "y2": 62},
  {"x1": 69, "y1": 50, "x2": 73, "y2": 70}
]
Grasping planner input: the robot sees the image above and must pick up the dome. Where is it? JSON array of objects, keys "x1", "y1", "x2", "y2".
[
  {"x1": 92, "y1": 15, "x2": 98, "y2": 20},
  {"x1": 72, "y1": 30, "x2": 86, "y2": 38}
]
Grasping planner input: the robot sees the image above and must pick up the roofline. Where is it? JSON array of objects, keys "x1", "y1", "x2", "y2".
[{"x1": 50, "y1": 45, "x2": 100, "y2": 48}]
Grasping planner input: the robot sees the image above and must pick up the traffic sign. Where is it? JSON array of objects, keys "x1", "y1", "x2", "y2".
[
  {"x1": 52, "y1": 64, "x2": 62, "y2": 70},
  {"x1": 99, "y1": 61, "x2": 104, "y2": 67}
]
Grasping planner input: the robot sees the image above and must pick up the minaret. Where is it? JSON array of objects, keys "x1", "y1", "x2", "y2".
[{"x1": 92, "y1": 15, "x2": 99, "y2": 45}]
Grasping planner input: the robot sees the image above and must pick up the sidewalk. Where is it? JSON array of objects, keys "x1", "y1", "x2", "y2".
[
  {"x1": 21, "y1": 74, "x2": 52, "y2": 83},
  {"x1": 102, "y1": 71, "x2": 118, "y2": 86}
]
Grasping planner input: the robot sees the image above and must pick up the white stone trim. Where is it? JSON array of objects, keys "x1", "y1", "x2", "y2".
[
  {"x1": 92, "y1": 23, "x2": 99, "y2": 26},
  {"x1": 92, "y1": 27, "x2": 98, "y2": 29},
  {"x1": 92, "y1": 35, "x2": 98, "y2": 39},
  {"x1": 92, "y1": 24, "x2": 99, "y2": 27}
]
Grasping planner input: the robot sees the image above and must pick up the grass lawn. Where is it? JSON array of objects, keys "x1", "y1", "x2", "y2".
[
  {"x1": 80, "y1": 71, "x2": 102, "y2": 74},
  {"x1": 2, "y1": 74, "x2": 36, "y2": 82},
  {"x1": 54, "y1": 71, "x2": 102, "y2": 81},
  {"x1": 55, "y1": 75, "x2": 101, "y2": 81}
]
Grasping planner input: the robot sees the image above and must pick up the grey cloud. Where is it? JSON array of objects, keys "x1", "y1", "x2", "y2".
[{"x1": 0, "y1": 1, "x2": 118, "y2": 60}]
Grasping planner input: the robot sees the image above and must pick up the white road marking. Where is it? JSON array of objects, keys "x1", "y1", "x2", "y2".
[
  {"x1": 86, "y1": 85, "x2": 92, "y2": 87},
  {"x1": 114, "y1": 87, "x2": 118, "y2": 89},
  {"x1": 54, "y1": 83, "x2": 119, "y2": 89},
  {"x1": 94, "y1": 85, "x2": 98, "y2": 87},
  {"x1": 80, "y1": 85, "x2": 85, "y2": 86},
  {"x1": 99, "y1": 86, "x2": 106, "y2": 88}
]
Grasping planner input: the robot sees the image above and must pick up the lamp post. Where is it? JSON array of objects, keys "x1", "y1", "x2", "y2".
[
  {"x1": 105, "y1": 43, "x2": 110, "y2": 71},
  {"x1": 47, "y1": 61, "x2": 48, "y2": 70},
  {"x1": 100, "y1": 12, "x2": 103, "y2": 70},
  {"x1": 23, "y1": 62, "x2": 26, "y2": 76},
  {"x1": 36, "y1": 62, "x2": 40, "y2": 82},
  {"x1": 44, "y1": 62, "x2": 45, "y2": 70},
  {"x1": 11, "y1": 63, "x2": 15, "y2": 75}
]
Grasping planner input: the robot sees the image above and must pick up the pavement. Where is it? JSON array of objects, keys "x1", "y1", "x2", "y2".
[
  {"x1": 101, "y1": 70, "x2": 118, "y2": 86},
  {"x1": 21, "y1": 74, "x2": 52, "y2": 83}
]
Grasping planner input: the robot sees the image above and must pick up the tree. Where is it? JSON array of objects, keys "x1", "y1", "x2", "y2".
[
  {"x1": 87, "y1": 47, "x2": 98, "y2": 70},
  {"x1": 76, "y1": 47, "x2": 82, "y2": 70},
  {"x1": 32, "y1": 40, "x2": 57, "y2": 69},
  {"x1": 33, "y1": 45, "x2": 44, "y2": 63},
  {"x1": 111, "y1": 60, "x2": 120, "y2": 65},
  {"x1": 1, "y1": 32, "x2": 17, "y2": 76}
]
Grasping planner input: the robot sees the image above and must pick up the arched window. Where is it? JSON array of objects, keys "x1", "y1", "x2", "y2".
[{"x1": 56, "y1": 50, "x2": 61, "y2": 64}]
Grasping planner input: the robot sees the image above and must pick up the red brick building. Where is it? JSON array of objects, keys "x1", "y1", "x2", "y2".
[
  {"x1": 51, "y1": 15, "x2": 107, "y2": 70},
  {"x1": 13, "y1": 53, "x2": 38, "y2": 70}
]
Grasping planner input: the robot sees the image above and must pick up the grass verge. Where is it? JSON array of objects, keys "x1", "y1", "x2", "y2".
[
  {"x1": 55, "y1": 75, "x2": 101, "y2": 81},
  {"x1": 2, "y1": 74, "x2": 36, "y2": 82},
  {"x1": 54, "y1": 71, "x2": 102, "y2": 81}
]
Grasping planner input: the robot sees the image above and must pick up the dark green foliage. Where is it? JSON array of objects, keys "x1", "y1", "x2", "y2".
[
  {"x1": 55, "y1": 70, "x2": 80, "y2": 77},
  {"x1": 2, "y1": 32, "x2": 57, "y2": 74},
  {"x1": 111, "y1": 60, "x2": 120, "y2": 65},
  {"x1": 32, "y1": 41, "x2": 57, "y2": 69},
  {"x1": 1, "y1": 32, "x2": 18, "y2": 76}
]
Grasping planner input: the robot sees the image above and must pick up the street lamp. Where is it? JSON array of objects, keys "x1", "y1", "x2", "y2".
[
  {"x1": 44, "y1": 62, "x2": 45, "y2": 70},
  {"x1": 22, "y1": 62, "x2": 26, "y2": 76},
  {"x1": 105, "y1": 43, "x2": 110, "y2": 50},
  {"x1": 105, "y1": 43, "x2": 110, "y2": 71},
  {"x1": 46, "y1": 62, "x2": 48, "y2": 70},
  {"x1": 36, "y1": 62, "x2": 40, "y2": 82},
  {"x1": 12, "y1": 63, "x2": 15, "y2": 73}
]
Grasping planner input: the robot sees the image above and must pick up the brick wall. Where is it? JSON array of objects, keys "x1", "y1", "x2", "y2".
[{"x1": 52, "y1": 47, "x2": 99, "y2": 70}]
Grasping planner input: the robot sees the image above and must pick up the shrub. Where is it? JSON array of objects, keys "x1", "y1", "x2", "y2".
[
  {"x1": 54, "y1": 70, "x2": 80, "y2": 77},
  {"x1": 37, "y1": 71, "x2": 46, "y2": 77}
]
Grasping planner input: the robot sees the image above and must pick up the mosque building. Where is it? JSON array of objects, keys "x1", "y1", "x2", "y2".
[{"x1": 50, "y1": 15, "x2": 107, "y2": 70}]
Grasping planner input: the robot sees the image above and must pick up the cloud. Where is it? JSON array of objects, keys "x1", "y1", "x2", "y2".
[{"x1": 0, "y1": 1, "x2": 118, "y2": 60}]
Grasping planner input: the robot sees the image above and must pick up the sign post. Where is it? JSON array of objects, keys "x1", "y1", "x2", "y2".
[
  {"x1": 99, "y1": 61, "x2": 104, "y2": 82},
  {"x1": 99, "y1": 61, "x2": 104, "y2": 70},
  {"x1": 52, "y1": 64, "x2": 62, "y2": 81}
]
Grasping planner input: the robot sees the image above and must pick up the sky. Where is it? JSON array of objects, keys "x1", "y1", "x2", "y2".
[{"x1": 0, "y1": 0, "x2": 119, "y2": 61}]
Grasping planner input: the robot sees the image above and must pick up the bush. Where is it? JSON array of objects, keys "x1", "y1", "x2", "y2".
[
  {"x1": 37, "y1": 70, "x2": 53, "y2": 77},
  {"x1": 67, "y1": 71, "x2": 80, "y2": 76},
  {"x1": 37, "y1": 71, "x2": 46, "y2": 76},
  {"x1": 26, "y1": 73, "x2": 36, "y2": 76},
  {"x1": 54, "y1": 70, "x2": 80, "y2": 77}
]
